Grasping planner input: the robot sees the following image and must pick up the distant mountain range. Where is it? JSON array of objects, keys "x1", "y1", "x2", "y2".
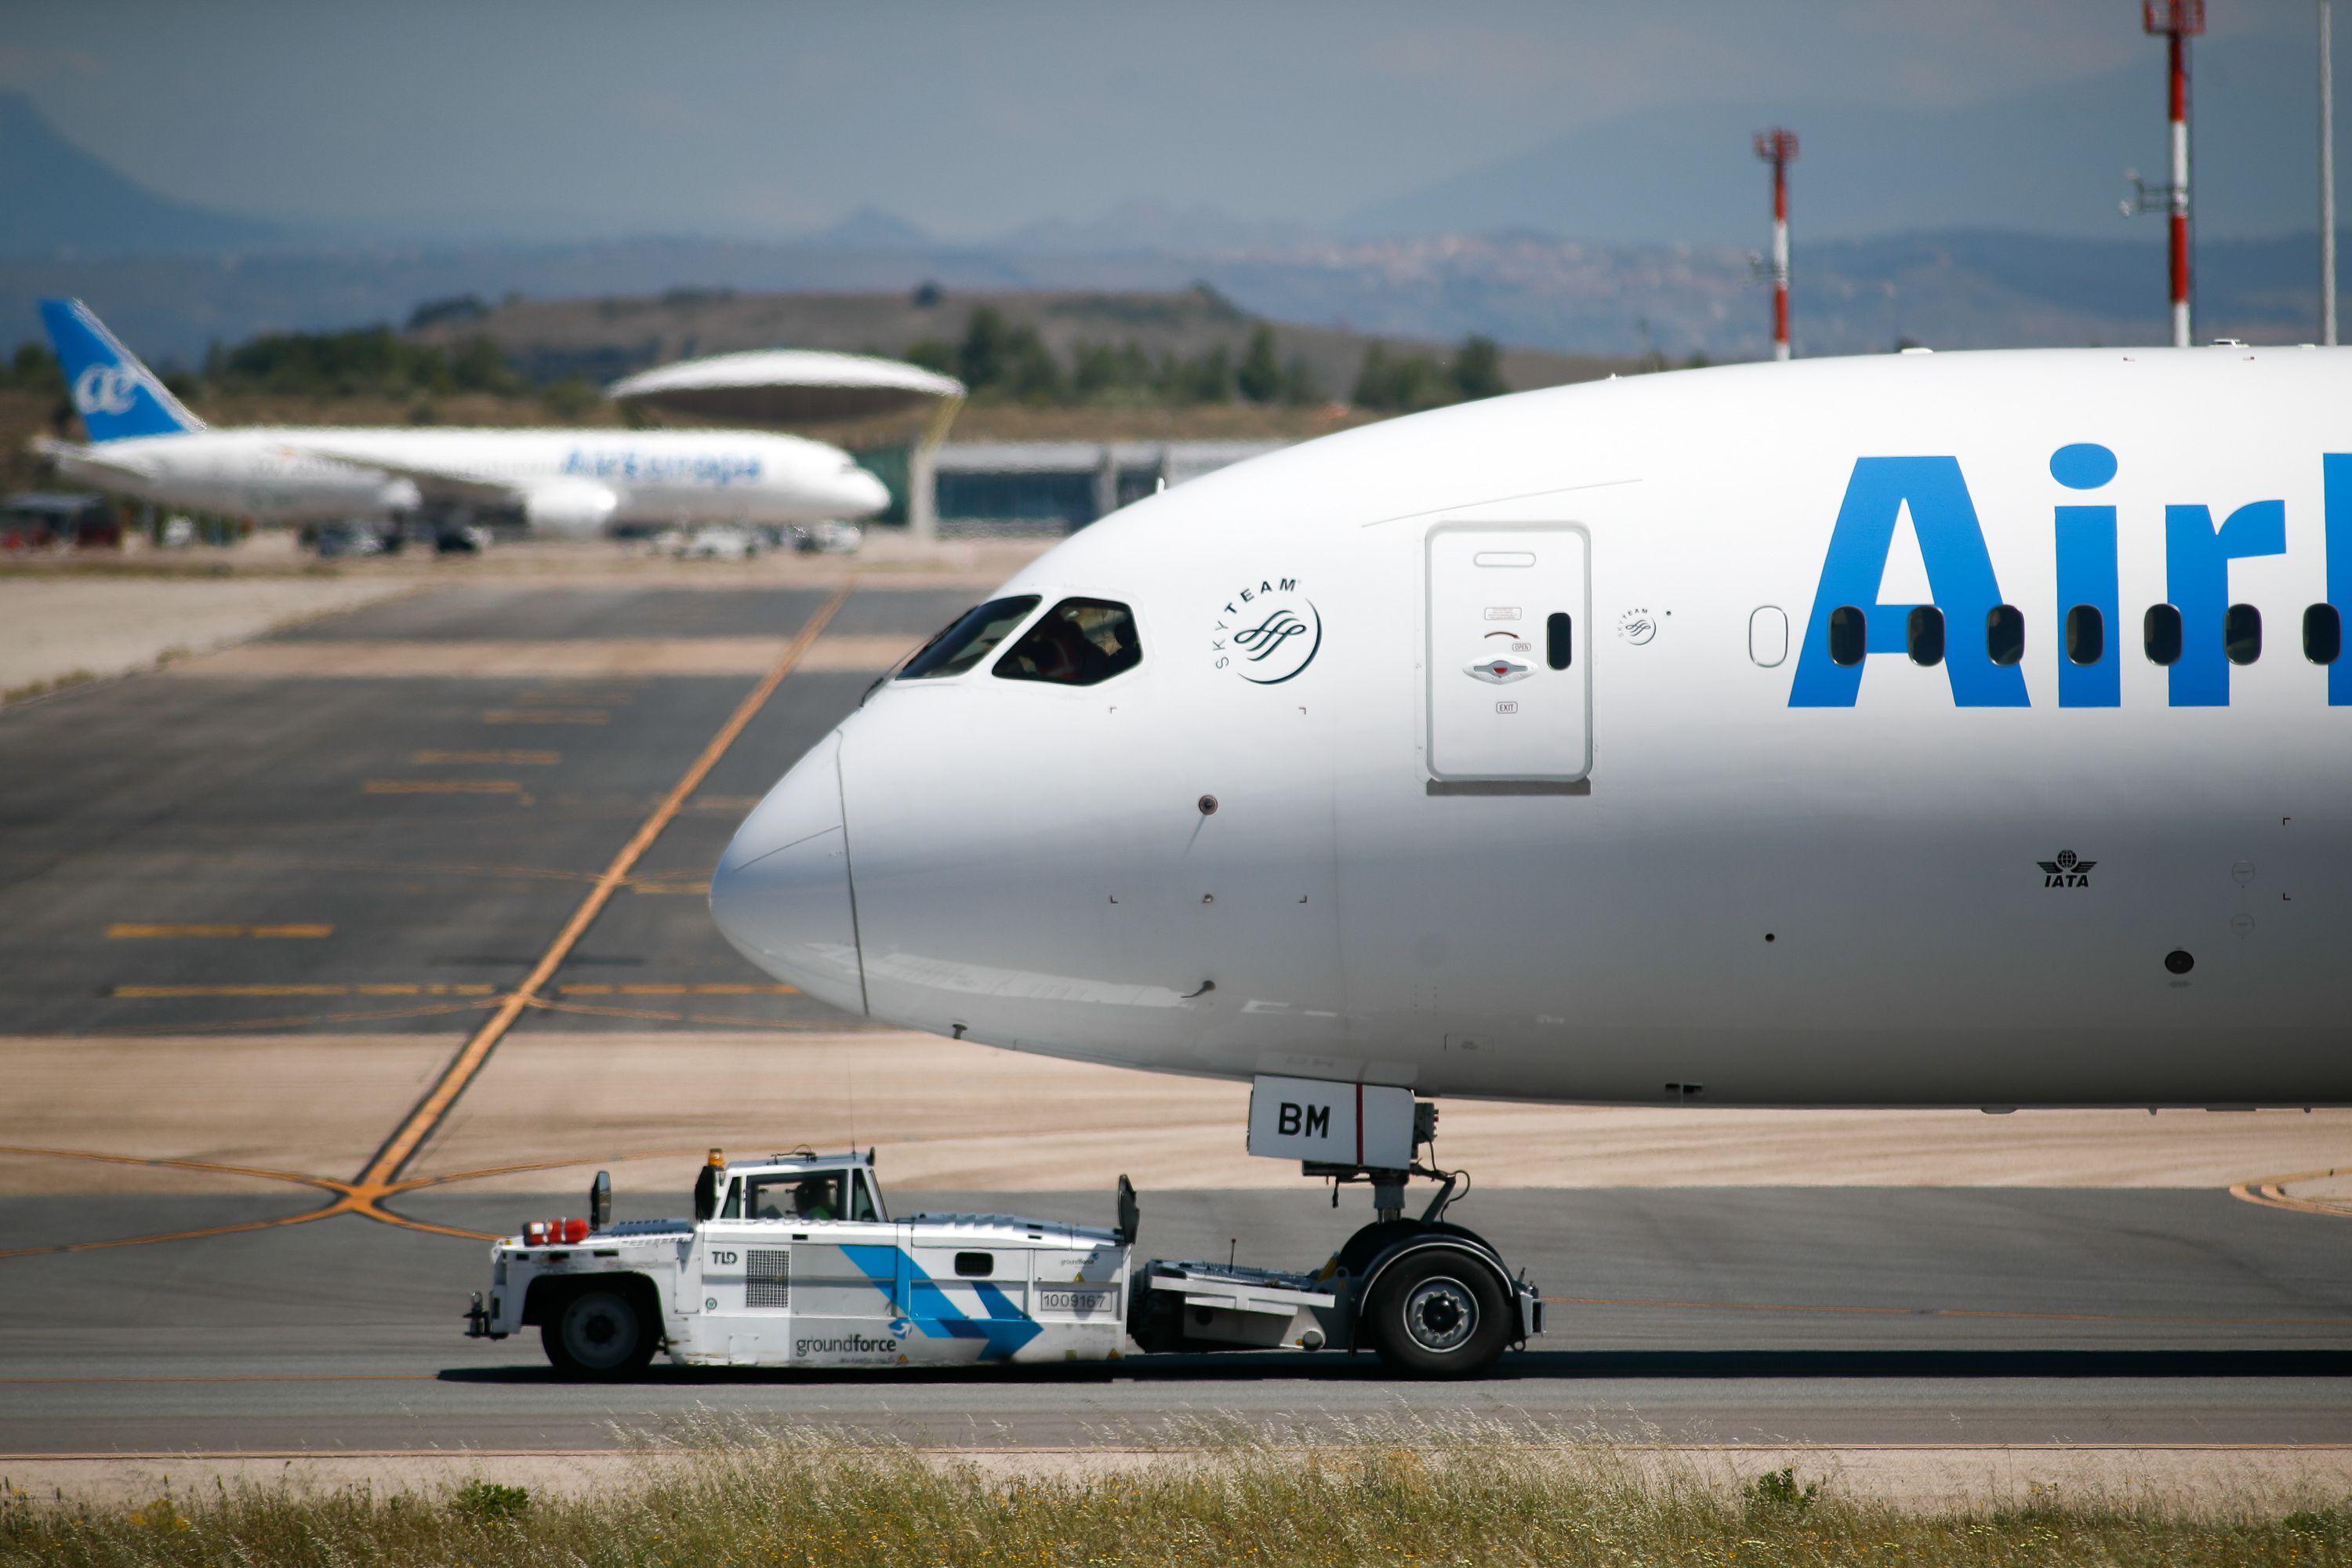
[
  {"x1": 0, "y1": 93, "x2": 285, "y2": 259},
  {"x1": 1341, "y1": 27, "x2": 2337, "y2": 246},
  {"x1": 0, "y1": 89, "x2": 2339, "y2": 366}
]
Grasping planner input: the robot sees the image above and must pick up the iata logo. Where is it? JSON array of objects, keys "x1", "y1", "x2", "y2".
[
  {"x1": 1212, "y1": 576, "x2": 1322, "y2": 685},
  {"x1": 72, "y1": 365, "x2": 141, "y2": 417},
  {"x1": 2037, "y1": 849, "x2": 2096, "y2": 888}
]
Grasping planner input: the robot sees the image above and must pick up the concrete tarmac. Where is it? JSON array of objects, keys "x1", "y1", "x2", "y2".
[{"x1": 4, "y1": 572, "x2": 2350, "y2": 1461}]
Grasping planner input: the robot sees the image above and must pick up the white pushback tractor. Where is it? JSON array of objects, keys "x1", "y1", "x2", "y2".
[{"x1": 465, "y1": 1103, "x2": 1541, "y2": 1378}]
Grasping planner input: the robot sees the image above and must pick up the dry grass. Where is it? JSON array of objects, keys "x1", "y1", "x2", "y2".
[{"x1": 6, "y1": 1417, "x2": 2349, "y2": 1567}]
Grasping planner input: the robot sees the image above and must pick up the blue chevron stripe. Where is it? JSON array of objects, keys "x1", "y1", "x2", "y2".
[{"x1": 839, "y1": 1244, "x2": 1042, "y2": 1359}]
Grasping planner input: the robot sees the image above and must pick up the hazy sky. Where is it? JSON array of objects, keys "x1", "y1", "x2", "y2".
[{"x1": 7, "y1": 2, "x2": 2346, "y2": 243}]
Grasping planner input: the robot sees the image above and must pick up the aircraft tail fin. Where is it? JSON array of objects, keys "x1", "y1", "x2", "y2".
[{"x1": 37, "y1": 298, "x2": 206, "y2": 443}]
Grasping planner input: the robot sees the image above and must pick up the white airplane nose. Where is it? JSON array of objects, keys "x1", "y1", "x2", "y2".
[
  {"x1": 839, "y1": 467, "x2": 891, "y2": 518},
  {"x1": 710, "y1": 731, "x2": 866, "y2": 1014}
]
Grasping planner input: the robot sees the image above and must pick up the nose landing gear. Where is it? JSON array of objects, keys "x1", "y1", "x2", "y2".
[{"x1": 1300, "y1": 1105, "x2": 1537, "y2": 1376}]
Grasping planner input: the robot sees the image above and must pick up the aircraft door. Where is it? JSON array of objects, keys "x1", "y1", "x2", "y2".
[{"x1": 1425, "y1": 524, "x2": 1591, "y2": 782}]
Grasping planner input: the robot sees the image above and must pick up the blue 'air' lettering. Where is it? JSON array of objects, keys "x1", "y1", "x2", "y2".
[
  {"x1": 1789, "y1": 456, "x2": 2028, "y2": 707},
  {"x1": 2165, "y1": 499, "x2": 2285, "y2": 706},
  {"x1": 2053, "y1": 443, "x2": 2119, "y2": 709},
  {"x1": 1795, "y1": 450, "x2": 2336, "y2": 710},
  {"x1": 2328, "y1": 454, "x2": 2352, "y2": 706}
]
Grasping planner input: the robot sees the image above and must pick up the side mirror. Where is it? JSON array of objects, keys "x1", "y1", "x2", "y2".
[
  {"x1": 693, "y1": 1163, "x2": 718, "y2": 1222},
  {"x1": 589, "y1": 1169, "x2": 612, "y2": 1232},
  {"x1": 1115, "y1": 1174, "x2": 1138, "y2": 1247}
]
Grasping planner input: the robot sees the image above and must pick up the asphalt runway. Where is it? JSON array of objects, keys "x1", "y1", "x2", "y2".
[
  {"x1": 2, "y1": 575, "x2": 2349, "y2": 1457},
  {"x1": 5, "y1": 1187, "x2": 2351, "y2": 1453},
  {"x1": 0, "y1": 581, "x2": 972, "y2": 1037}
]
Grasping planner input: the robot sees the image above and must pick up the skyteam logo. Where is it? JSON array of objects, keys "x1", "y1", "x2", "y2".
[
  {"x1": 73, "y1": 365, "x2": 141, "y2": 418},
  {"x1": 1212, "y1": 576, "x2": 1322, "y2": 685}
]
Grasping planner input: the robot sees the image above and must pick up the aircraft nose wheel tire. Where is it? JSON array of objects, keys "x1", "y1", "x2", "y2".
[
  {"x1": 543, "y1": 1287, "x2": 654, "y2": 1378},
  {"x1": 1363, "y1": 1252, "x2": 1511, "y2": 1377}
]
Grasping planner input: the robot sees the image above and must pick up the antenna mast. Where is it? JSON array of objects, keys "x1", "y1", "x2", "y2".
[
  {"x1": 1754, "y1": 128, "x2": 1798, "y2": 361},
  {"x1": 2125, "y1": 1, "x2": 2204, "y2": 347}
]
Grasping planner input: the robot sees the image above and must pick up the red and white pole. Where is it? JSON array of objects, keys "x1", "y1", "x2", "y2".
[
  {"x1": 2167, "y1": 27, "x2": 2191, "y2": 347},
  {"x1": 2143, "y1": 2, "x2": 2202, "y2": 347},
  {"x1": 1755, "y1": 129, "x2": 1798, "y2": 361}
]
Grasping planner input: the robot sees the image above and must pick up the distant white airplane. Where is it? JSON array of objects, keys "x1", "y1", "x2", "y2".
[
  {"x1": 714, "y1": 344, "x2": 2352, "y2": 1131},
  {"x1": 32, "y1": 298, "x2": 891, "y2": 534}
]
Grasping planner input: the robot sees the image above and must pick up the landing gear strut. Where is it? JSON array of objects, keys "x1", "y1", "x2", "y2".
[{"x1": 1299, "y1": 1102, "x2": 1534, "y2": 1375}]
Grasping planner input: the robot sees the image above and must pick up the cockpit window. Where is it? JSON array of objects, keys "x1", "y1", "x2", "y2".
[
  {"x1": 993, "y1": 597, "x2": 1143, "y2": 686},
  {"x1": 898, "y1": 596, "x2": 1042, "y2": 680}
]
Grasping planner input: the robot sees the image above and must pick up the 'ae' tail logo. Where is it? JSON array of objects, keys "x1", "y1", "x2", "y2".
[
  {"x1": 72, "y1": 365, "x2": 141, "y2": 417},
  {"x1": 2036, "y1": 849, "x2": 2096, "y2": 888}
]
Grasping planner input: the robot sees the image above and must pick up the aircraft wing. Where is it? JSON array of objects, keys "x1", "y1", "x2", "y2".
[
  {"x1": 285, "y1": 445, "x2": 523, "y2": 506},
  {"x1": 30, "y1": 435, "x2": 155, "y2": 484},
  {"x1": 288, "y1": 445, "x2": 619, "y2": 532}
]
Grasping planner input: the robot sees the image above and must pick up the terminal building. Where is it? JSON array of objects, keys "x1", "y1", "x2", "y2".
[
  {"x1": 608, "y1": 350, "x2": 1289, "y2": 539},
  {"x1": 923, "y1": 441, "x2": 1284, "y2": 535}
]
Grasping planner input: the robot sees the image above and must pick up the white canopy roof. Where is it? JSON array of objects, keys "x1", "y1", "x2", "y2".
[{"x1": 607, "y1": 350, "x2": 964, "y2": 426}]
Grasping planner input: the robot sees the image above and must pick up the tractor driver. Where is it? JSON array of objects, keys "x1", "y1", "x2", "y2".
[{"x1": 792, "y1": 1177, "x2": 837, "y2": 1221}]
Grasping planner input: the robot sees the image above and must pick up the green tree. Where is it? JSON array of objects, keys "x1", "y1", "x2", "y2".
[
  {"x1": 1280, "y1": 354, "x2": 1323, "y2": 406},
  {"x1": 541, "y1": 377, "x2": 598, "y2": 419},
  {"x1": 1073, "y1": 341, "x2": 1151, "y2": 400},
  {"x1": 1236, "y1": 325, "x2": 1282, "y2": 403},
  {"x1": 1450, "y1": 335, "x2": 1508, "y2": 401},
  {"x1": 6, "y1": 342, "x2": 62, "y2": 397},
  {"x1": 1354, "y1": 343, "x2": 1453, "y2": 412},
  {"x1": 957, "y1": 307, "x2": 1014, "y2": 391},
  {"x1": 1353, "y1": 344, "x2": 1392, "y2": 408},
  {"x1": 1001, "y1": 325, "x2": 1064, "y2": 403},
  {"x1": 449, "y1": 336, "x2": 514, "y2": 394},
  {"x1": 1186, "y1": 345, "x2": 1234, "y2": 404},
  {"x1": 903, "y1": 338, "x2": 957, "y2": 378}
]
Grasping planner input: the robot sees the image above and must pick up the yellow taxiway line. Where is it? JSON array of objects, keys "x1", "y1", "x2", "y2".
[
  {"x1": 356, "y1": 580, "x2": 851, "y2": 1194},
  {"x1": 2, "y1": 583, "x2": 852, "y2": 1262},
  {"x1": 2230, "y1": 1165, "x2": 2352, "y2": 1218},
  {"x1": 107, "y1": 924, "x2": 332, "y2": 939},
  {"x1": 412, "y1": 750, "x2": 559, "y2": 764},
  {"x1": 363, "y1": 780, "x2": 527, "y2": 796},
  {"x1": 108, "y1": 983, "x2": 498, "y2": 998}
]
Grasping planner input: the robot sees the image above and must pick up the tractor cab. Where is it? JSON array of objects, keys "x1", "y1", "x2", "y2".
[{"x1": 692, "y1": 1148, "x2": 887, "y2": 1227}]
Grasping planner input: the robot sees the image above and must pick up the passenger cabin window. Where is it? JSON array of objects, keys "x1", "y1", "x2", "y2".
[
  {"x1": 899, "y1": 596, "x2": 1042, "y2": 680},
  {"x1": 2144, "y1": 604, "x2": 2183, "y2": 666},
  {"x1": 1985, "y1": 604, "x2": 2024, "y2": 666},
  {"x1": 1828, "y1": 606, "x2": 1866, "y2": 666},
  {"x1": 994, "y1": 597, "x2": 1142, "y2": 685},
  {"x1": 744, "y1": 1172, "x2": 844, "y2": 1223},
  {"x1": 1906, "y1": 605, "x2": 1944, "y2": 666},
  {"x1": 2225, "y1": 604, "x2": 2262, "y2": 665},
  {"x1": 1545, "y1": 612, "x2": 1573, "y2": 670},
  {"x1": 2307, "y1": 603, "x2": 2343, "y2": 664},
  {"x1": 2064, "y1": 605, "x2": 2103, "y2": 666}
]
